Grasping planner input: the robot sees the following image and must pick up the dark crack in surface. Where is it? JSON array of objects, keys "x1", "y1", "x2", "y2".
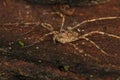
[{"x1": 26, "y1": 0, "x2": 111, "y2": 6}]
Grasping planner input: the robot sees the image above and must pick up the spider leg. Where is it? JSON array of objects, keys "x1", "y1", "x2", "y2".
[
  {"x1": 23, "y1": 31, "x2": 57, "y2": 48},
  {"x1": 41, "y1": 23, "x2": 54, "y2": 31},
  {"x1": 82, "y1": 31, "x2": 120, "y2": 39},
  {"x1": 0, "y1": 22, "x2": 42, "y2": 36},
  {"x1": 1, "y1": 21, "x2": 41, "y2": 35},
  {"x1": 44, "y1": 12, "x2": 65, "y2": 32},
  {"x1": 0, "y1": 22, "x2": 41, "y2": 26},
  {"x1": 70, "y1": 16, "x2": 120, "y2": 30},
  {"x1": 22, "y1": 22, "x2": 55, "y2": 36},
  {"x1": 80, "y1": 30, "x2": 120, "y2": 57},
  {"x1": 68, "y1": 43, "x2": 100, "y2": 61},
  {"x1": 79, "y1": 32, "x2": 115, "y2": 57},
  {"x1": 82, "y1": 37, "x2": 112, "y2": 56}
]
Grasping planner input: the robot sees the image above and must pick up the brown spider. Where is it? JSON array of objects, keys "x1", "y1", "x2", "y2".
[
  {"x1": 1, "y1": 12, "x2": 120, "y2": 59},
  {"x1": 21, "y1": 12, "x2": 120, "y2": 58}
]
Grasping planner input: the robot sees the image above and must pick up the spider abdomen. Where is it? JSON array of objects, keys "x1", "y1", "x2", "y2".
[{"x1": 54, "y1": 31, "x2": 79, "y2": 44}]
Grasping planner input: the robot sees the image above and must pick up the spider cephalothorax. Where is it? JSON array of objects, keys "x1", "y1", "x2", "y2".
[{"x1": 54, "y1": 30, "x2": 79, "y2": 44}]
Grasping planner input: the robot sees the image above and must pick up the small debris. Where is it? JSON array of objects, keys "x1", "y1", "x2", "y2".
[
  {"x1": 8, "y1": 42, "x2": 14, "y2": 46},
  {"x1": 38, "y1": 60, "x2": 42, "y2": 63},
  {"x1": 81, "y1": 29, "x2": 85, "y2": 32},
  {"x1": 8, "y1": 47, "x2": 12, "y2": 50},
  {"x1": 18, "y1": 41, "x2": 25, "y2": 47},
  {"x1": 63, "y1": 65, "x2": 70, "y2": 71},
  {"x1": 116, "y1": 76, "x2": 120, "y2": 80},
  {"x1": 36, "y1": 46, "x2": 39, "y2": 49},
  {"x1": 77, "y1": 29, "x2": 81, "y2": 32},
  {"x1": 59, "y1": 5, "x2": 75, "y2": 16},
  {"x1": 82, "y1": 42, "x2": 85, "y2": 45},
  {"x1": 0, "y1": 72, "x2": 5, "y2": 77},
  {"x1": 89, "y1": 74, "x2": 94, "y2": 78}
]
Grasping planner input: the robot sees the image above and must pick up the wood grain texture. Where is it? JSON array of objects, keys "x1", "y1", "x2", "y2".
[{"x1": 0, "y1": 0, "x2": 120, "y2": 80}]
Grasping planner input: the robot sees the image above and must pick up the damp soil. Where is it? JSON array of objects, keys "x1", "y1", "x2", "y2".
[{"x1": 0, "y1": 0, "x2": 120, "y2": 80}]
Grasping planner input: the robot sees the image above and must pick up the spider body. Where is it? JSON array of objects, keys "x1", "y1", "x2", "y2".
[{"x1": 54, "y1": 30, "x2": 79, "y2": 44}]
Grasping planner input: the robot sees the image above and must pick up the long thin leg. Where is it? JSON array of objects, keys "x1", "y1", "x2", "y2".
[
  {"x1": 41, "y1": 23, "x2": 54, "y2": 31},
  {"x1": 76, "y1": 30, "x2": 120, "y2": 57},
  {"x1": 1, "y1": 21, "x2": 55, "y2": 36},
  {"x1": 80, "y1": 31, "x2": 120, "y2": 57},
  {"x1": 44, "y1": 12, "x2": 65, "y2": 32},
  {"x1": 1, "y1": 22, "x2": 41, "y2": 36},
  {"x1": 1, "y1": 22, "x2": 40, "y2": 26},
  {"x1": 68, "y1": 43, "x2": 100, "y2": 61},
  {"x1": 70, "y1": 16, "x2": 120, "y2": 30},
  {"x1": 82, "y1": 37, "x2": 114, "y2": 56},
  {"x1": 23, "y1": 31, "x2": 57, "y2": 48},
  {"x1": 82, "y1": 31, "x2": 120, "y2": 39},
  {"x1": 22, "y1": 22, "x2": 54, "y2": 36}
]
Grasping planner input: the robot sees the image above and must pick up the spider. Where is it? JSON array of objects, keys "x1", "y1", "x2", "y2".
[
  {"x1": 1, "y1": 12, "x2": 120, "y2": 59},
  {"x1": 20, "y1": 12, "x2": 120, "y2": 59}
]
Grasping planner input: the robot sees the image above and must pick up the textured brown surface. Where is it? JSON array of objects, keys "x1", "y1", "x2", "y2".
[
  {"x1": 25, "y1": 0, "x2": 111, "y2": 6},
  {"x1": 0, "y1": 0, "x2": 120, "y2": 80}
]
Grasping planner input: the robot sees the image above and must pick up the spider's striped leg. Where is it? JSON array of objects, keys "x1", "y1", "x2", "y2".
[
  {"x1": 82, "y1": 31, "x2": 120, "y2": 39},
  {"x1": 78, "y1": 30, "x2": 120, "y2": 57},
  {"x1": 0, "y1": 22, "x2": 40, "y2": 26},
  {"x1": 0, "y1": 22, "x2": 42, "y2": 36},
  {"x1": 70, "y1": 16, "x2": 120, "y2": 30},
  {"x1": 23, "y1": 31, "x2": 57, "y2": 48},
  {"x1": 41, "y1": 23, "x2": 54, "y2": 31},
  {"x1": 22, "y1": 22, "x2": 55, "y2": 36},
  {"x1": 44, "y1": 12, "x2": 65, "y2": 32},
  {"x1": 24, "y1": 23, "x2": 56, "y2": 46},
  {"x1": 81, "y1": 37, "x2": 112, "y2": 57}
]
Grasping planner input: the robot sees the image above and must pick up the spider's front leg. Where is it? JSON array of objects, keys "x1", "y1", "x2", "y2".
[
  {"x1": 0, "y1": 22, "x2": 40, "y2": 26},
  {"x1": 23, "y1": 23, "x2": 56, "y2": 48},
  {"x1": 0, "y1": 21, "x2": 41, "y2": 36},
  {"x1": 22, "y1": 22, "x2": 55, "y2": 36},
  {"x1": 43, "y1": 12, "x2": 65, "y2": 32},
  {"x1": 41, "y1": 23, "x2": 54, "y2": 31},
  {"x1": 23, "y1": 31, "x2": 57, "y2": 48},
  {"x1": 79, "y1": 31, "x2": 120, "y2": 57},
  {"x1": 69, "y1": 16, "x2": 120, "y2": 30},
  {"x1": 82, "y1": 31, "x2": 120, "y2": 40}
]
